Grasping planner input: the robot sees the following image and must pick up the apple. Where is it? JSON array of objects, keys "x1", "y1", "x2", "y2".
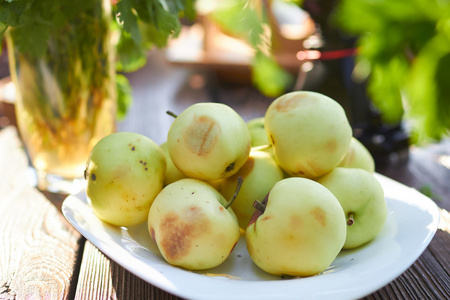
[
  {"x1": 148, "y1": 178, "x2": 241, "y2": 270},
  {"x1": 206, "y1": 178, "x2": 223, "y2": 193},
  {"x1": 246, "y1": 177, "x2": 346, "y2": 277},
  {"x1": 85, "y1": 132, "x2": 166, "y2": 226},
  {"x1": 247, "y1": 117, "x2": 270, "y2": 147},
  {"x1": 167, "y1": 103, "x2": 251, "y2": 181},
  {"x1": 264, "y1": 91, "x2": 352, "y2": 179},
  {"x1": 220, "y1": 149, "x2": 284, "y2": 229},
  {"x1": 338, "y1": 137, "x2": 375, "y2": 173},
  {"x1": 317, "y1": 167, "x2": 387, "y2": 249},
  {"x1": 160, "y1": 141, "x2": 187, "y2": 186}
]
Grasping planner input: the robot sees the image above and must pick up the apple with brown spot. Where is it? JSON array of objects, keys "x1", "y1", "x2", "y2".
[
  {"x1": 264, "y1": 91, "x2": 352, "y2": 179},
  {"x1": 167, "y1": 103, "x2": 251, "y2": 181},
  {"x1": 148, "y1": 178, "x2": 241, "y2": 270},
  {"x1": 246, "y1": 177, "x2": 346, "y2": 277}
]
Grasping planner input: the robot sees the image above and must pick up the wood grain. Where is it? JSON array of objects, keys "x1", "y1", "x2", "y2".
[
  {"x1": 74, "y1": 241, "x2": 183, "y2": 300},
  {"x1": 0, "y1": 127, "x2": 82, "y2": 299}
]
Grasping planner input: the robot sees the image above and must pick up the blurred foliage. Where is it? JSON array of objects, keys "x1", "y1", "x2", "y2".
[
  {"x1": 209, "y1": 0, "x2": 294, "y2": 97},
  {"x1": 0, "y1": 0, "x2": 197, "y2": 119},
  {"x1": 113, "y1": 0, "x2": 196, "y2": 117},
  {"x1": 115, "y1": 0, "x2": 196, "y2": 72},
  {"x1": 333, "y1": 0, "x2": 450, "y2": 144}
]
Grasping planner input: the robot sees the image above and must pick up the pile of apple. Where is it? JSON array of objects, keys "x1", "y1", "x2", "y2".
[{"x1": 85, "y1": 91, "x2": 387, "y2": 277}]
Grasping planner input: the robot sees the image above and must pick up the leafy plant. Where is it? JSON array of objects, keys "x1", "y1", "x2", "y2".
[
  {"x1": 0, "y1": 0, "x2": 196, "y2": 118},
  {"x1": 208, "y1": 0, "x2": 294, "y2": 97},
  {"x1": 333, "y1": 0, "x2": 450, "y2": 144}
]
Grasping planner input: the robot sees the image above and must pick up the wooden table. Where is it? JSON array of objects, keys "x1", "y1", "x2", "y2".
[{"x1": 1, "y1": 50, "x2": 449, "y2": 299}]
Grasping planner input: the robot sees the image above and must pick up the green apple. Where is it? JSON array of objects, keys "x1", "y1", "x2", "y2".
[
  {"x1": 338, "y1": 137, "x2": 375, "y2": 173},
  {"x1": 148, "y1": 178, "x2": 241, "y2": 270},
  {"x1": 167, "y1": 102, "x2": 251, "y2": 181},
  {"x1": 85, "y1": 132, "x2": 166, "y2": 227},
  {"x1": 246, "y1": 177, "x2": 346, "y2": 277},
  {"x1": 247, "y1": 117, "x2": 270, "y2": 147},
  {"x1": 160, "y1": 142, "x2": 187, "y2": 186},
  {"x1": 265, "y1": 91, "x2": 352, "y2": 179},
  {"x1": 317, "y1": 167, "x2": 387, "y2": 249},
  {"x1": 220, "y1": 149, "x2": 284, "y2": 229}
]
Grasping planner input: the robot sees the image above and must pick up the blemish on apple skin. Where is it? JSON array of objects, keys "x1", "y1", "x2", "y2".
[
  {"x1": 185, "y1": 115, "x2": 219, "y2": 156},
  {"x1": 225, "y1": 162, "x2": 235, "y2": 173},
  {"x1": 289, "y1": 215, "x2": 302, "y2": 228},
  {"x1": 149, "y1": 227, "x2": 156, "y2": 242},
  {"x1": 293, "y1": 170, "x2": 305, "y2": 176},
  {"x1": 160, "y1": 213, "x2": 194, "y2": 260},
  {"x1": 274, "y1": 95, "x2": 301, "y2": 112},
  {"x1": 325, "y1": 139, "x2": 338, "y2": 153},
  {"x1": 311, "y1": 207, "x2": 327, "y2": 227},
  {"x1": 91, "y1": 173, "x2": 96, "y2": 181},
  {"x1": 159, "y1": 207, "x2": 208, "y2": 261}
]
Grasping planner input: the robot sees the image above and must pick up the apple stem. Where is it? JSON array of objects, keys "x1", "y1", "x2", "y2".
[
  {"x1": 166, "y1": 110, "x2": 178, "y2": 118},
  {"x1": 224, "y1": 176, "x2": 243, "y2": 209},
  {"x1": 347, "y1": 213, "x2": 355, "y2": 226},
  {"x1": 253, "y1": 200, "x2": 266, "y2": 213}
]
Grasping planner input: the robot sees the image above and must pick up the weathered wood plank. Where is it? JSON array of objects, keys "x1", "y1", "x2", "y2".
[
  {"x1": 0, "y1": 127, "x2": 82, "y2": 299},
  {"x1": 74, "y1": 241, "x2": 116, "y2": 300},
  {"x1": 75, "y1": 241, "x2": 183, "y2": 300}
]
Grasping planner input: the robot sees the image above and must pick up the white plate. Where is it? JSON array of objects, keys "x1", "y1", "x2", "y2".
[{"x1": 62, "y1": 173, "x2": 440, "y2": 300}]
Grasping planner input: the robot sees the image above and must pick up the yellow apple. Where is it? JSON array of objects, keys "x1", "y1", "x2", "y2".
[
  {"x1": 265, "y1": 91, "x2": 352, "y2": 179},
  {"x1": 86, "y1": 132, "x2": 166, "y2": 226},
  {"x1": 167, "y1": 103, "x2": 251, "y2": 180},
  {"x1": 148, "y1": 178, "x2": 240, "y2": 270},
  {"x1": 220, "y1": 149, "x2": 284, "y2": 229},
  {"x1": 338, "y1": 137, "x2": 375, "y2": 173},
  {"x1": 246, "y1": 177, "x2": 346, "y2": 276},
  {"x1": 160, "y1": 141, "x2": 187, "y2": 186},
  {"x1": 317, "y1": 167, "x2": 387, "y2": 249},
  {"x1": 247, "y1": 117, "x2": 270, "y2": 147}
]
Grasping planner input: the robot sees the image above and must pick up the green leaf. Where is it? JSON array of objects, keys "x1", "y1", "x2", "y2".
[
  {"x1": 252, "y1": 51, "x2": 293, "y2": 97},
  {"x1": 115, "y1": 29, "x2": 147, "y2": 73},
  {"x1": 211, "y1": 0, "x2": 264, "y2": 48},
  {"x1": 406, "y1": 33, "x2": 450, "y2": 143},
  {"x1": 334, "y1": 0, "x2": 450, "y2": 143},
  {"x1": 10, "y1": 22, "x2": 50, "y2": 58},
  {"x1": 116, "y1": 73, "x2": 133, "y2": 120},
  {"x1": 116, "y1": 0, "x2": 142, "y2": 44}
]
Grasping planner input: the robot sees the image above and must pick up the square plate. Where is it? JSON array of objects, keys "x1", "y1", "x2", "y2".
[{"x1": 62, "y1": 173, "x2": 440, "y2": 300}]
